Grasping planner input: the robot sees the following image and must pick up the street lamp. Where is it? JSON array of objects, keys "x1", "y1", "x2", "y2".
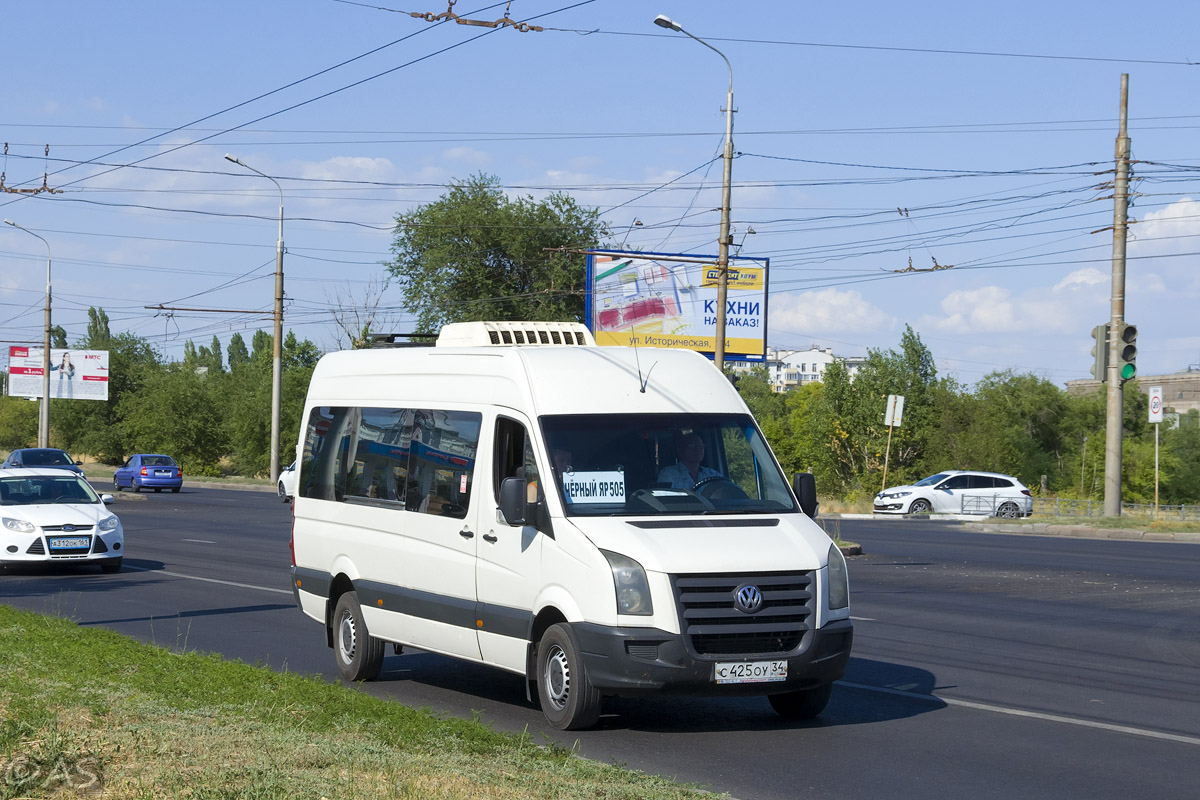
[
  {"x1": 4, "y1": 219, "x2": 52, "y2": 447},
  {"x1": 654, "y1": 13, "x2": 736, "y2": 372},
  {"x1": 225, "y1": 153, "x2": 286, "y2": 483}
]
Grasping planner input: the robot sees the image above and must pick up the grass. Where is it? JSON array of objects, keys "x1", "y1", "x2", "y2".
[{"x1": 0, "y1": 605, "x2": 718, "y2": 800}]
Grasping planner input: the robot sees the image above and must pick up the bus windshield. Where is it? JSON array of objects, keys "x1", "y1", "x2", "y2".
[{"x1": 540, "y1": 413, "x2": 797, "y2": 516}]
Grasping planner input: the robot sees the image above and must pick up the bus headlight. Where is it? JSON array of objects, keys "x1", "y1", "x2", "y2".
[
  {"x1": 601, "y1": 550, "x2": 653, "y2": 616},
  {"x1": 828, "y1": 542, "x2": 849, "y2": 610}
]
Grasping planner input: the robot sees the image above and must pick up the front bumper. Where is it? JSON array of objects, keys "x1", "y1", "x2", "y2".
[
  {"x1": 1, "y1": 530, "x2": 123, "y2": 565},
  {"x1": 573, "y1": 618, "x2": 853, "y2": 696}
]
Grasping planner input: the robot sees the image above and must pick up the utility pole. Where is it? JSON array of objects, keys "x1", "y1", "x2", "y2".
[{"x1": 1103, "y1": 74, "x2": 1131, "y2": 517}]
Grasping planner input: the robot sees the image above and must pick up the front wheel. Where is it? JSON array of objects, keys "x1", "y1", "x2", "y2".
[
  {"x1": 333, "y1": 591, "x2": 385, "y2": 682},
  {"x1": 112, "y1": 477, "x2": 121, "y2": 492},
  {"x1": 536, "y1": 623, "x2": 602, "y2": 730},
  {"x1": 769, "y1": 683, "x2": 833, "y2": 719},
  {"x1": 908, "y1": 498, "x2": 932, "y2": 515},
  {"x1": 278, "y1": 482, "x2": 289, "y2": 503}
]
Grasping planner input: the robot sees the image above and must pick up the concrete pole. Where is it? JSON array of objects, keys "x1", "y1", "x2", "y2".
[
  {"x1": 1103, "y1": 74, "x2": 1131, "y2": 517},
  {"x1": 5, "y1": 220, "x2": 52, "y2": 447}
]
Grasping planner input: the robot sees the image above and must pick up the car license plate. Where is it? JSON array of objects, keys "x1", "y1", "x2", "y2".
[
  {"x1": 714, "y1": 660, "x2": 787, "y2": 684},
  {"x1": 155, "y1": 470, "x2": 171, "y2": 476},
  {"x1": 49, "y1": 537, "x2": 90, "y2": 550}
]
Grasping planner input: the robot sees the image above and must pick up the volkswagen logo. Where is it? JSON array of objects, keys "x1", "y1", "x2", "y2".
[
  {"x1": 61, "y1": 524, "x2": 77, "y2": 533},
  {"x1": 734, "y1": 584, "x2": 764, "y2": 614}
]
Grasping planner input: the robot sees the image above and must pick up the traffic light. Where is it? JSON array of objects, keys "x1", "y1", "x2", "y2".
[
  {"x1": 1117, "y1": 322, "x2": 1137, "y2": 382},
  {"x1": 1090, "y1": 324, "x2": 1109, "y2": 381}
]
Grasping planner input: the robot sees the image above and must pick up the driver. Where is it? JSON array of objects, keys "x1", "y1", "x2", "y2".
[{"x1": 657, "y1": 432, "x2": 721, "y2": 490}]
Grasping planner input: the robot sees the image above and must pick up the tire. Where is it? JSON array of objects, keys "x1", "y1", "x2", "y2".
[
  {"x1": 171, "y1": 487, "x2": 180, "y2": 493},
  {"x1": 908, "y1": 498, "x2": 932, "y2": 515},
  {"x1": 769, "y1": 683, "x2": 833, "y2": 720},
  {"x1": 536, "y1": 623, "x2": 602, "y2": 730},
  {"x1": 100, "y1": 558, "x2": 122, "y2": 574},
  {"x1": 997, "y1": 502, "x2": 1021, "y2": 519},
  {"x1": 278, "y1": 482, "x2": 288, "y2": 503},
  {"x1": 132, "y1": 481, "x2": 141, "y2": 493},
  {"x1": 154, "y1": 488, "x2": 162, "y2": 493},
  {"x1": 332, "y1": 591, "x2": 385, "y2": 682},
  {"x1": 113, "y1": 477, "x2": 121, "y2": 492}
]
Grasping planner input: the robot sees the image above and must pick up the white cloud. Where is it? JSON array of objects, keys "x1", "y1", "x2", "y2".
[
  {"x1": 770, "y1": 288, "x2": 894, "y2": 334},
  {"x1": 301, "y1": 156, "x2": 395, "y2": 182},
  {"x1": 1135, "y1": 197, "x2": 1200, "y2": 252},
  {"x1": 441, "y1": 147, "x2": 490, "y2": 166},
  {"x1": 1053, "y1": 267, "x2": 1107, "y2": 292}
]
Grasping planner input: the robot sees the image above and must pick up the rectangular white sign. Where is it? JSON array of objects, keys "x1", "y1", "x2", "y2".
[
  {"x1": 6, "y1": 347, "x2": 110, "y2": 401},
  {"x1": 1149, "y1": 386, "x2": 1164, "y2": 424},
  {"x1": 562, "y1": 470, "x2": 626, "y2": 504},
  {"x1": 884, "y1": 394, "x2": 905, "y2": 427}
]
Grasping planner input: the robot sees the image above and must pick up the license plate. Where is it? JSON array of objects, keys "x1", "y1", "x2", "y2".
[
  {"x1": 155, "y1": 470, "x2": 172, "y2": 476},
  {"x1": 49, "y1": 537, "x2": 90, "y2": 550},
  {"x1": 714, "y1": 660, "x2": 787, "y2": 684}
]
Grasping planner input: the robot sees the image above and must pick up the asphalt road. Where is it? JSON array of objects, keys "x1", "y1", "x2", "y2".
[{"x1": 3, "y1": 489, "x2": 1198, "y2": 799}]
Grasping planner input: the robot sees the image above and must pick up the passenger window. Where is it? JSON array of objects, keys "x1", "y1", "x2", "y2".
[
  {"x1": 967, "y1": 475, "x2": 994, "y2": 490},
  {"x1": 406, "y1": 410, "x2": 482, "y2": 519},
  {"x1": 300, "y1": 406, "x2": 360, "y2": 501},
  {"x1": 940, "y1": 475, "x2": 970, "y2": 490},
  {"x1": 494, "y1": 417, "x2": 541, "y2": 511},
  {"x1": 346, "y1": 408, "x2": 412, "y2": 504}
]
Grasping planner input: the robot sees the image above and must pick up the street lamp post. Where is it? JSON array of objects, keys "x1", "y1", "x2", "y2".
[
  {"x1": 654, "y1": 14, "x2": 735, "y2": 372},
  {"x1": 4, "y1": 219, "x2": 52, "y2": 447},
  {"x1": 225, "y1": 154, "x2": 285, "y2": 483}
]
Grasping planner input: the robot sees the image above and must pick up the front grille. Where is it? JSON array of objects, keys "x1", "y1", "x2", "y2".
[
  {"x1": 26, "y1": 539, "x2": 45, "y2": 555},
  {"x1": 93, "y1": 537, "x2": 109, "y2": 554},
  {"x1": 42, "y1": 524, "x2": 94, "y2": 532},
  {"x1": 673, "y1": 571, "x2": 815, "y2": 657}
]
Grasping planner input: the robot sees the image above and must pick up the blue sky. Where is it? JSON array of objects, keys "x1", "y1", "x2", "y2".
[{"x1": 2, "y1": 0, "x2": 1198, "y2": 386}]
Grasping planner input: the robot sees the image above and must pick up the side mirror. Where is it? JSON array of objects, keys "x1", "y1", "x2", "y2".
[
  {"x1": 101, "y1": 494, "x2": 115, "y2": 505},
  {"x1": 498, "y1": 477, "x2": 554, "y2": 537},
  {"x1": 793, "y1": 473, "x2": 819, "y2": 519},
  {"x1": 75, "y1": 460, "x2": 83, "y2": 466}
]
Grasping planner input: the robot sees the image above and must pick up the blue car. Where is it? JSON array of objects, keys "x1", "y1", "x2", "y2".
[
  {"x1": 113, "y1": 454, "x2": 183, "y2": 493},
  {"x1": 1, "y1": 448, "x2": 85, "y2": 476}
]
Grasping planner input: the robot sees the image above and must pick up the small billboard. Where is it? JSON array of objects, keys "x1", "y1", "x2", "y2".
[
  {"x1": 7, "y1": 347, "x2": 110, "y2": 401},
  {"x1": 585, "y1": 252, "x2": 768, "y2": 361}
]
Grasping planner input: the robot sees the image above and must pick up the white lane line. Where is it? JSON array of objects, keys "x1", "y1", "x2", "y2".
[
  {"x1": 838, "y1": 680, "x2": 1200, "y2": 747},
  {"x1": 123, "y1": 564, "x2": 291, "y2": 595},
  {"x1": 849, "y1": 616, "x2": 875, "y2": 621},
  {"x1": 181, "y1": 539, "x2": 216, "y2": 544}
]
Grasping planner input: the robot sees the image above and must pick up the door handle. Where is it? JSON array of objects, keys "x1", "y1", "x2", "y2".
[
  {"x1": 482, "y1": 533, "x2": 498, "y2": 543},
  {"x1": 459, "y1": 529, "x2": 475, "y2": 539}
]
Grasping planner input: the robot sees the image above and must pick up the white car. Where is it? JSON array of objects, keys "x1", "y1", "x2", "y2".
[
  {"x1": 0, "y1": 468, "x2": 124, "y2": 572},
  {"x1": 874, "y1": 470, "x2": 1033, "y2": 518},
  {"x1": 277, "y1": 460, "x2": 298, "y2": 503}
]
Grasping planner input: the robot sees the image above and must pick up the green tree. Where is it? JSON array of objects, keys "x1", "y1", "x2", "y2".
[
  {"x1": 385, "y1": 173, "x2": 606, "y2": 331},
  {"x1": 0, "y1": 396, "x2": 37, "y2": 450},
  {"x1": 118, "y1": 362, "x2": 226, "y2": 475},
  {"x1": 226, "y1": 333, "x2": 250, "y2": 369}
]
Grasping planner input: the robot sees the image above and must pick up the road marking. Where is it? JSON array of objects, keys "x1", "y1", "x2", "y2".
[
  {"x1": 123, "y1": 564, "x2": 291, "y2": 595},
  {"x1": 838, "y1": 680, "x2": 1200, "y2": 747},
  {"x1": 181, "y1": 539, "x2": 216, "y2": 544},
  {"x1": 850, "y1": 616, "x2": 875, "y2": 621}
]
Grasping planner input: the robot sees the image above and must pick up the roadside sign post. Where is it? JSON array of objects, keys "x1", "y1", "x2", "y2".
[
  {"x1": 1149, "y1": 386, "x2": 1163, "y2": 517},
  {"x1": 880, "y1": 395, "x2": 905, "y2": 493}
]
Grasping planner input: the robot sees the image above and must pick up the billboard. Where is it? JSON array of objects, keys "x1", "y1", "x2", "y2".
[
  {"x1": 7, "y1": 347, "x2": 110, "y2": 401},
  {"x1": 586, "y1": 252, "x2": 768, "y2": 361}
]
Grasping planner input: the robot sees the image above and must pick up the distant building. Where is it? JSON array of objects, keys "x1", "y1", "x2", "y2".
[
  {"x1": 731, "y1": 345, "x2": 867, "y2": 393},
  {"x1": 1065, "y1": 369, "x2": 1200, "y2": 414}
]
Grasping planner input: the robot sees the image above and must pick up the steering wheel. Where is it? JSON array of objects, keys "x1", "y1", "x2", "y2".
[{"x1": 691, "y1": 475, "x2": 728, "y2": 492}]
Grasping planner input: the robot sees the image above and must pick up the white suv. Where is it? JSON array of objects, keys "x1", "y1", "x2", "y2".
[{"x1": 874, "y1": 470, "x2": 1032, "y2": 518}]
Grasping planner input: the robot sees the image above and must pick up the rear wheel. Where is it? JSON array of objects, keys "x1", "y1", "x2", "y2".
[
  {"x1": 333, "y1": 591, "x2": 385, "y2": 682},
  {"x1": 278, "y1": 482, "x2": 288, "y2": 502},
  {"x1": 536, "y1": 623, "x2": 602, "y2": 730},
  {"x1": 908, "y1": 498, "x2": 932, "y2": 515},
  {"x1": 112, "y1": 477, "x2": 121, "y2": 492},
  {"x1": 769, "y1": 683, "x2": 833, "y2": 719},
  {"x1": 132, "y1": 482, "x2": 141, "y2": 493},
  {"x1": 171, "y1": 487, "x2": 180, "y2": 493},
  {"x1": 997, "y1": 502, "x2": 1021, "y2": 519}
]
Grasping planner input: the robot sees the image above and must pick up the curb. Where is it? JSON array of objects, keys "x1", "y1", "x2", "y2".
[{"x1": 963, "y1": 522, "x2": 1200, "y2": 544}]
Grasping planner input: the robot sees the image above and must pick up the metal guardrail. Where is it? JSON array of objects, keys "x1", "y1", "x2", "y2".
[
  {"x1": 1032, "y1": 497, "x2": 1200, "y2": 521},
  {"x1": 961, "y1": 494, "x2": 1031, "y2": 518}
]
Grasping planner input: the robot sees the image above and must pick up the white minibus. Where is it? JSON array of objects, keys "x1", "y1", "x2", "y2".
[{"x1": 290, "y1": 321, "x2": 852, "y2": 730}]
